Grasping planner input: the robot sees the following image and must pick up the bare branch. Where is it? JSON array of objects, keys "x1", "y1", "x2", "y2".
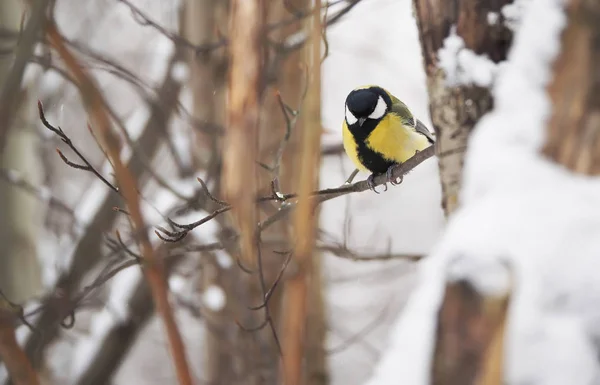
[{"x1": 38, "y1": 102, "x2": 119, "y2": 194}]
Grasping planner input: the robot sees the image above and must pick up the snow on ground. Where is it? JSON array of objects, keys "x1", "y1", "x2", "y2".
[{"x1": 365, "y1": 1, "x2": 600, "y2": 384}]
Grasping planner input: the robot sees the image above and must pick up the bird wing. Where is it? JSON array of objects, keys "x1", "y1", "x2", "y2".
[
  {"x1": 388, "y1": 96, "x2": 435, "y2": 144},
  {"x1": 414, "y1": 119, "x2": 436, "y2": 144}
]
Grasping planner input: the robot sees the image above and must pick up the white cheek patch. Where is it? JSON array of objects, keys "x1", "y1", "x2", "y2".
[
  {"x1": 345, "y1": 105, "x2": 358, "y2": 125},
  {"x1": 368, "y1": 95, "x2": 387, "y2": 120}
]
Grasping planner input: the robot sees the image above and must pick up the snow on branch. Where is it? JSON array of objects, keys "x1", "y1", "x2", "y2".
[{"x1": 438, "y1": 27, "x2": 502, "y2": 88}]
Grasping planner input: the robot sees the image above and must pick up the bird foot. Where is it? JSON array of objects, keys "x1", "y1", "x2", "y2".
[
  {"x1": 386, "y1": 165, "x2": 404, "y2": 186},
  {"x1": 367, "y1": 174, "x2": 387, "y2": 194}
]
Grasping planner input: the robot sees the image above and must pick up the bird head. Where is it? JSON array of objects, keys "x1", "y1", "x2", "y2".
[{"x1": 344, "y1": 86, "x2": 391, "y2": 128}]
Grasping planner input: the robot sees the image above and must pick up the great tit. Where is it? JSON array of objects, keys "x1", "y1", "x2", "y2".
[{"x1": 342, "y1": 85, "x2": 435, "y2": 192}]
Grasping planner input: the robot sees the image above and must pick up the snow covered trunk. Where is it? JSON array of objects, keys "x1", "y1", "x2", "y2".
[
  {"x1": 365, "y1": 1, "x2": 600, "y2": 385},
  {"x1": 433, "y1": 0, "x2": 600, "y2": 382},
  {"x1": 412, "y1": 0, "x2": 514, "y2": 215}
]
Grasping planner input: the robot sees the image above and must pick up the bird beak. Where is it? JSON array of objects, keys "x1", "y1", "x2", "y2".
[{"x1": 358, "y1": 117, "x2": 366, "y2": 127}]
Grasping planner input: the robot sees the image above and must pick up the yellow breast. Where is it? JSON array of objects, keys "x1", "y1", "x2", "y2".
[{"x1": 365, "y1": 114, "x2": 430, "y2": 164}]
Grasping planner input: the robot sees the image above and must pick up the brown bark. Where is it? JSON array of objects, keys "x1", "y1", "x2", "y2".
[
  {"x1": 223, "y1": 0, "x2": 264, "y2": 267},
  {"x1": 413, "y1": 0, "x2": 513, "y2": 215},
  {"x1": 183, "y1": 0, "x2": 228, "y2": 171},
  {"x1": 542, "y1": 0, "x2": 600, "y2": 174},
  {"x1": 281, "y1": 1, "x2": 322, "y2": 384},
  {"x1": 276, "y1": 8, "x2": 328, "y2": 383},
  {"x1": 431, "y1": 280, "x2": 510, "y2": 385}
]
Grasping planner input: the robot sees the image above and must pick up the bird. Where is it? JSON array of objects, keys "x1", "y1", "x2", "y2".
[{"x1": 342, "y1": 85, "x2": 435, "y2": 192}]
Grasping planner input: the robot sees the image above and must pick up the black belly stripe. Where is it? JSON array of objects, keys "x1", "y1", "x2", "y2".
[
  {"x1": 347, "y1": 118, "x2": 397, "y2": 174},
  {"x1": 356, "y1": 141, "x2": 396, "y2": 174}
]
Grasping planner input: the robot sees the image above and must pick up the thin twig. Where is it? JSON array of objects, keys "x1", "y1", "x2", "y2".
[{"x1": 38, "y1": 102, "x2": 119, "y2": 194}]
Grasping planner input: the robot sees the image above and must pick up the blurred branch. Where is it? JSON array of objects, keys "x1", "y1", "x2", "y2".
[
  {"x1": 326, "y1": 302, "x2": 390, "y2": 356},
  {"x1": 117, "y1": 0, "x2": 227, "y2": 56},
  {"x1": 22, "y1": 50, "x2": 184, "y2": 369},
  {"x1": 321, "y1": 143, "x2": 343, "y2": 156},
  {"x1": 73, "y1": 246, "x2": 185, "y2": 385},
  {"x1": 0, "y1": 0, "x2": 49, "y2": 153},
  {"x1": 318, "y1": 244, "x2": 422, "y2": 262},
  {"x1": 0, "y1": 311, "x2": 40, "y2": 385},
  {"x1": 45, "y1": 20, "x2": 194, "y2": 385}
]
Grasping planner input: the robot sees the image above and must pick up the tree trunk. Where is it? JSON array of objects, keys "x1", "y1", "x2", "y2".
[
  {"x1": 260, "y1": 1, "x2": 328, "y2": 384},
  {"x1": 412, "y1": 0, "x2": 514, "y2": 216},
  {"x1": 412, "y1": 1, "x2": 516, "y2": 383},
  {"x1": 429, "y1": 1, "x2": 600, "y2": 384},
  {"x1": 542, "y1": 0, "x2": 600, "y2": 173},
  {"x1": 223, "y1": 0, "x2": 263, "y2": 268},
  {"x1": 183, "y1": 0, "x2": 228, "y2": 172},
  {"x1": 280, "y1": 1, "x2": 323, "y2": 384}
]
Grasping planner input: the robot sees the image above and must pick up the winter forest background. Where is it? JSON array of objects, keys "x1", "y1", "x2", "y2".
[{"x1": 1, "y1": 0, "x2": 599, "y2": 384}]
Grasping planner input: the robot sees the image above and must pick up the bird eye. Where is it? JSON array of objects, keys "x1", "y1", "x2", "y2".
[
  {"x1": 368, "y1": 96, "x2": 387, "y2": 120},
  {"x1": 345, "y1": 105, "x2": 358, "y2": 125}
]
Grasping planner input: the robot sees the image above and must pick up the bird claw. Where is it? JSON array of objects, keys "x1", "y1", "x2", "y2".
[
  {"x1": 386, "y1": 165, "x2": 404, "y2": 186},
  {"x1": 367, "y1": 174, "x2": 386, "y2": 194}
]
